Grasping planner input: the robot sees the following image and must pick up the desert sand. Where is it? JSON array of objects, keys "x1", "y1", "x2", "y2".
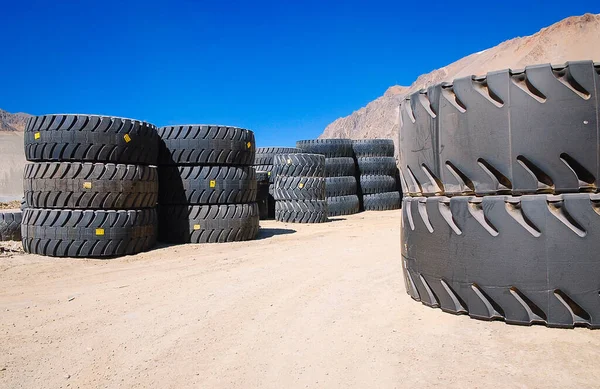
[{"x1": 1, "y1": 210, "x2": 599, "y2": 388}]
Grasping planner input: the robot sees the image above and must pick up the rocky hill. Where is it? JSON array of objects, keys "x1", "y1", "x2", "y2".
[
  {"x1": 320, "y1": 13, "x2": 600, "y2": 151},
  {"x1": 0, "y1": 109, "x2": 31, "y2": 132}
]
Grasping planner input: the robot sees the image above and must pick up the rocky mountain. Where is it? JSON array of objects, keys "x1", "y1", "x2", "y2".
[
  {"x1": 320, "y1": 13, "x2": 600, "y2": 152},
  {"x1": 0, "y1": 109, "x2": 31, "y2": 132}
]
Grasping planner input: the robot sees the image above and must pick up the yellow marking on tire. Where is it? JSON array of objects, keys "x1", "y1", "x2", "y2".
[
  {"x1": 123, "y1": 134, "x2": 131, "y2": 143},
  {"x1": 83, "y1": 182, "x2": 92, "y2": 189},
  {"x1": 95, "y1": 228, "x2": 105, "y2": 236},
  {"x1": 246, "y1": 142, "x2": 252, "y2": 149},
  {"x1": 34, "y1": 132, "x2": 41, "y2": 140},
  {"x1": 209, "y1": 180, "x2": 216, "y2": 188},
  {"x1": 193, "y1": 224, "x2": 201, "y2": 230},
  {"x1": 298, "y1": 183, "x2": 304, "y2": 189}
]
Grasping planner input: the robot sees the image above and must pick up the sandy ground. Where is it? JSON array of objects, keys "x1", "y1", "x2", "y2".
[{"x1": 1, "y1": 210, "x2": 599, "y2": 389}]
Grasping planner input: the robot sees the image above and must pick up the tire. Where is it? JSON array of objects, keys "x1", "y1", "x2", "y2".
[
  {"x1": 325, "y1": 176, "x2": 357, "y2": 197},
  {"x1": 357, "y1": 157, "x2": 397, "y2": 176},
  {"x1": 325, "y1": 157, "x2": 356, "y2": 177},
  {"x1": 359, "y1": 175, "x2": 397, "y2": 195},
  {"x1": 296, "y1": 139, "x2": 353, "y2": 158},
  {"x1": 363, "y1": 192, "x2": 400, "y2": 211},
  {"x1": 400, "y1": 61, "x2": 600, "y2": 197},
  {"x1": 275, "y1": 200, "x2": 328, "y2": 223},
  {"x1": 273, "y1": 176, "x2": 325, "y2": 201},
  {"x1": 158, "y1": 125, "x2": 255, "y2": 166},
  {"x1": 21, "y1": 208, "x2": 157, "y2": 258},
  {"x1": 158, "y1": 203, "x2": 259, "y2": 243},
  {"x1": 257, "y1": 180, "x2": 271, "y2": 220},
  {"x1": 254, "y1": 165, "x2": 276, "y2": 183},
  {"x1": 0, "y1": 210, "x2": 22, "y2": 241},
  {"x1": 402, "y1": 193, "x2": 600, "y2": 328},
  {"x1": 352, "y1": 139, "x2": 395, "y2": 157},
  {"x1": 158, "y1": 166, "x2": 256, "y2": 205},
  {"x1": 24, "y1": 162, "x2": 158, "y2": 209},
  {"x1": 273, "y1": 154, "x2": 325, "y2": 178},
  {"x1": 256, "y1": 171, "x2": 270, "y2": 182},
  {"x1": 255, "y1": 147, "x2": 302, "y2": 165},
  {"x1": 327, "y1": 195, "x2": 359, "y2": 216},
  {"x1": 24, "y1": 114, "x2": 158, "y2": 165}
]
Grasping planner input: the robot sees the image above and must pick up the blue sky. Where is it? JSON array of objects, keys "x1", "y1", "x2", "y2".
[{"x1": 1, "y1": 0, "x2": 598, "y2": 146}]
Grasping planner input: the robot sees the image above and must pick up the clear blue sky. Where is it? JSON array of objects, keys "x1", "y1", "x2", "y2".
[{"x1": 1, "y1": 0, "x2": 598, "y2": 146}]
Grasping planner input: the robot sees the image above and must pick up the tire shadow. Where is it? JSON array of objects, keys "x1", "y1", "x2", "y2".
[{"x1": 256, "y1": 228, "x2": 296, "y2": 240}]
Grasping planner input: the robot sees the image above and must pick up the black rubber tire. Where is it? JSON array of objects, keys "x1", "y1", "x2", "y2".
[
  {"x1": 327, "y1": 195, "x2": 359, "y2": 217},
  {"x1": 158, "y1": 166, "x2": 256, "y2": 205},
  {"x1": 357, "y1": 157, "x2": 397, "y2": 176},
  {"x1": 402, "y1": 193, "x2": 600, "y2": 329},
  {"x1": 158, "y1": 203, "x2": 259, "y2": 243},
  {"x1": 24, "y1": 162, "x2": 158, "y2": 210},
  {"x1": 20, "y1": 197, "x2": 27, "y2": 211},
  {"x1": 0, "y1": 210, "x2": 22, "y2": 241},
  {"x1": 24, "y1": 114, "x2": 158, "y2": 165},
  {"x1": 275, "y1": 200, "x2": 328, "y2": 223},
  {"x1": 400, "y1": 60, "x2": 600, "y2": 197},
  {"x1": 158, "y1": 125, "x2": 255, "y2": 166},
  {"x1": 363, "y1": 191, "x2": 401, "y2": 211},
  {"x1": 325, "y1": 157, "x2": 356, "y2": 177},
  {"x1": 253, "y1": 165, "x2": 276, "y2": 183},
  {"x1": 352, "y1": 139, "x2": 395, "y2": 157},
  {"x1": 273, "y1": 176, "x2": 325, "y2": 201},
  {"x1": 21, "y1": 208, "x2": 157, "y2": 258},
  {"x1": 325, "y1": 176, "x2": 357, "y2": 197},
  {"x1": 296, "y1": 139, "x2": 353, "y2": 158},
  {"x1": 255, "y1": 147, "x2": 302, "y2": 165},
  {"x1": 359, "y1": 175, "x2": 397, "y2": 195},
  {"x1": 273, "y1": 154, "x2": 325, "y2": 178},
  {"x1": 256, "y1": 171, "x2": 270, "y2": 182}
]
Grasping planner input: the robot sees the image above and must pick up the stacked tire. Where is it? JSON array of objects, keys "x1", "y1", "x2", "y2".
[
  {"x1": 0, "y1": 209, "x2": 22, "y2": 242},
  {"x1": 253, "y1": 147, "x2": 303, "y2": 219},
  {"x1": 353, "y1": 139, "x2": 401, "y2": 211},
  {"x1": 157, "y1": 125, "x2": 259, "y2": 243},
  {"x1": 296, "y1": 139, "x2": 359, "y2": 217},
  {"x1": 21, "y1": 114, "x2": 159, "y2": 258},
  {"x1": 400, "y1": 60, "x2": 600, "y2": 328},
  {"x1": 273, "y1": 154, "x2": 328, "y2": 223}
]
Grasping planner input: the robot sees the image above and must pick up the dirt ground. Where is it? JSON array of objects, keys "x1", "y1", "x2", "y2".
[{"x1": 1, "y1": 210, "x2": 599, "y2": 389}]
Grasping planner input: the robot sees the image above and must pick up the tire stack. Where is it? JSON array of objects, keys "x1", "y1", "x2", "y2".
[
  {"x1": 157, "y1": 125, "x2": 259, "y2": 243},
  {"x1": 21, "y1": 114, "x2": 159, "y2": 258},
  {"x1": 253, "y1": 147, "x2": 303, "y2": 219},
  {"x1": 296, "y1": 139, "x2": 359, "y2": 217},
  {"x1": 0, "y1": 208, "x2": 22, "y2": 242},
  {"x1": 400, "y1": 60, "x2": 600, "y2": 328},
  {"x1": 353, "y1": 139, "x2": 401, "y2": 211},
  {"x1": 273, "y1": 153, "x2": 328, "y2": 223}
]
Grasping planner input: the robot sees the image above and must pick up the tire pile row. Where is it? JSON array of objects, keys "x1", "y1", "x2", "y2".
[
  {"x1": 297, "y1": 139, "x2": 360, "y2": 216},
  {"x1": 353, "y1": 139, "x2": 401, "y2": 211},
  {"x1": 400, "y1": 60, "x2": 600, "y2": 328},
  {"x1": 274, "y1": 153, "x2": 328, "y2": 223},
  {"x1": 156, "y1": 125, "x2": 259, "y2": 243},
  {"x1": 21, "y1": 114, "x2": 159, "y2": 258}
]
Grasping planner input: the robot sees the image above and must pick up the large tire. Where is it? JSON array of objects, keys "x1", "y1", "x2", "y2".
[
  {"x1": 327, "y1": 195, "x2": 359, "y2": 217},
  {"x1": 21, "y1": 208, "x2": 157, "y2": 258},
  {"x1": 325, "y1": 176, "x2": 357, "y2": 197},
  {"x1": 158, "y1": 166, "x2": 256, "y2": 205},
  {"x1": 24, "y1": 114, "x2": 158, "y2": 165},
  {"x1": 158, "y1": 203, "x2": 259, "y2": 243},
  {"x1": 253, "y1": 165, "x2": 276, "y2": 182},
  {"x1": 352, "y1": 139, "x2": 394, "y2": 157},
  {"x1": 359, "y1": 175, "x2": 397, "y2": 195},
  {"x1": 363, "y1": 191, "x2": 400, "y2": 211},
  {"x1": 0, "y1": 210, "x2": 22, "y2": 241},
  {"x1": 402, "y1": 193, "x2": 600, "y2": 328},
  {"x1": 325, "y1": 157, "x2": 356, "y2": 177},
  {"x1": 275, "y1": 200, "x2": 328, "y2": 223},
  {"x1": 400, "y1": 61, "x2": 600, "y2": 197},
  {"x1": 357, "y1": 157, "x2": 397, "y2": 176},
  {"x1": 23, "y1": 162, "x2": 158, "y2": 210},
  {"x1": 255, "y1": 147, "x2": 302, "y2": 165},
  {"x1": 273, "y1": 176, "x2": 325, "y2": 201},
  {"x1": 296, "y1": 139, "x2": 353, "y2": 158},
  {"x1": 273, "y1": 154, "x2": 325, "y2": 177},
  {"x1": 158, "y1": 125, "x2": 255, "y2": 166}
]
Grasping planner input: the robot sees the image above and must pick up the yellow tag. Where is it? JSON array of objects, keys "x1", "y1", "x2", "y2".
[
  {"x1": 34, "y1": 132, "x2": 41, "y2": 140},
  {"x1": 209, "y1": 180, "x2": 216, "y2": 188},
  {"x1": 193, "y1": 224, "x2": 201, "y2": 230},
  {"x1": 267, "y1": 172, "x2": 271, "y2": 176},
  {"x1": 298, "y1": 182, "x2": 304, "y2": 189},
  {"x1": 287, "y1": 159, "x2": 292, "y2": 165},
  {"x1": 123, "y1": 134, "x2": 131, "y2": 143},
  {"x1": 83, "y1": 182, "x2": 92, "y2": 189},
  {"x1": 95, "y1": 228, "x2": 105, "y2": 236},
  {"x1": 246, "y1": 141, "x2": 252, "y2": 149}
]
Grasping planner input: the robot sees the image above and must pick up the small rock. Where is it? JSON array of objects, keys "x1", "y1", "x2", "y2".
[{"x1": 64, "y1": 374, "x2": 71, "y2": 379}]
